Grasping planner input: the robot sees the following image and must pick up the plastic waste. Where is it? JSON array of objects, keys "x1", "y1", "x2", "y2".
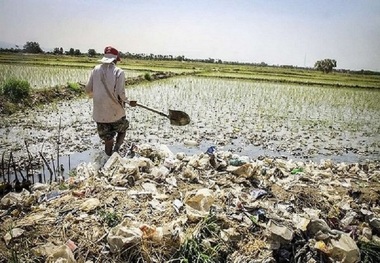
[
  {"x1": 46, "y1": 244, "x2": 76, "y2": 263},
  {"x1": 205, "y1": 146, "x2": 216, "y2": 155},
  {"x1": 165, "y1": 176, "x2": 177, "y2": 187},
  {"x1": 31, "y1": 182, "x2": 49, "y2": 191},
  {"x1": 126, "y1": 143, "x2": 138, "y2": 158},
  {"x1": 361, "y1": 227, "x2": 372, "y2": 240},
  {"x1": 267, "y1": 220, "x2": 294, "y2": 245},
  {"x1": 220, "y1": 228, "x2": 241, "y2": 243},
  {"x1": 176, "y1": 152, "x2": 186, "y2": 160},
  {"x1": 182, "y1": 167, "x2": 198, "y2": 181},
  {"x1": 140, "y1": 224, "x2": 163, "y2": 242},
  {"x1": 38, "y1": 190, "x2": 62, "y2": 203},
  {"x1": 66, "y1": 239, "x2": 77, "y2": 252},
  {"x1": 368, "y1": 215, "x2": 380, "y2": 233},
  {"x1": 142, "y1": 182, "x2": 159, "y2": 195},
  {"x1": 3, "y1": 228, "x2": 24, "y2": 246},
  {"x1": 173, "y1": 199, "x2": 184, "y2": 213},
  {"x1": 79, "y1": 198, "x2": 100, "y2": 212},
  {"x1": 329, "y1": 234, "x2": 360, "y2": 263},
  {"x1": 229, "y1": 158, "x2": 247, "y2": 166},
  {"x1": 250, "y1": 189, "x2": 268, "y2": 200},
  {"x1": 183, "y1": 139, "x2": 200, "y2": 146},
  {"x1": 341, "y1": 211, "x2": 357, "y2": 227},
  {"x1": 185, "y1": 188, "x2": 215, "y2": 222},
  {"x1": 1, "y1": 188, "x2": 32, "y2": 206},
  {"x1": 151, "y1": 166, "x2": 170, "y2": 179},
  {"x1": 163, "y1": 157, "x2": 176, "y2": 169},
  {"x1": 107, "y1": 221, "x2": 143, "y2": 253},
  {"x1": 229, "y1": 163, "x2": 258, "y2": 179},
  {"x1": 148, "y1": 199, "x2": 166, "y2": 212}
]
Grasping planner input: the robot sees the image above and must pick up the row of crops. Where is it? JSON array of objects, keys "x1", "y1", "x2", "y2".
[{"x1": 0, "y1": 64, "x2": 142, "y2": 88}]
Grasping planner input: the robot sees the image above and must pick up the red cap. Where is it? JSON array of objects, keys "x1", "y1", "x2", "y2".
[{"x1": 104, "y1": 46, "x2": 120, "y2": 61}]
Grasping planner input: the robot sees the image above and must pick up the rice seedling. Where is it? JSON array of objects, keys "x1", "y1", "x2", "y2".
[
  {"x1": 0, "y1": 64, "x2": 142, "y2": 88},
  {"x1": 1, "y1": 76, "x2": 379, "y2": 165}
]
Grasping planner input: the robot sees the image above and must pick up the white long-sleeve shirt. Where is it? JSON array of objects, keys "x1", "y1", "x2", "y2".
[{"x1": 85, "y1": 63, "x2": 127, "y2": 123}]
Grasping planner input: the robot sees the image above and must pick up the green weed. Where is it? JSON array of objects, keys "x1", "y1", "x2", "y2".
[
  {"x1": 97, "y1": 209, "x2": 121, "y2": 227},
  {"x1": 66, "y1": 82, "x2": 83, "y2": 93},
  {"x1": 58, "y1": 183, "x2": 69, "y2": 190},
  {"x1": 2, "y1": 78, "x2": 31, "y2": 102},
  {"x1": 144, "y1": 73, "x2": 152, "y2": 81},
  {"x1": 68, "y1": 169, "x2": 77, "y2": 177},
  {"x1": 175, "y1": 214, "x2": 226, "y2": 263}
]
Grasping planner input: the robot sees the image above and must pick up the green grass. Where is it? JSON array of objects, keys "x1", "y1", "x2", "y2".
[
  {"x1": 66, "y1": 82, "x2": 83, "y2": 93},
  {"x1": 1, "y1": 78, "x2": 31, "y2": 102}
]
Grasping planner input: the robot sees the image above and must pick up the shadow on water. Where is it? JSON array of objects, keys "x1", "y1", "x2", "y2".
[{"x1": 1, "y1": 151, "x2": 93, "y2": 185}]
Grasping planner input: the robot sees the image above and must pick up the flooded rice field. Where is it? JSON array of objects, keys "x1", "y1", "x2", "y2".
[
  {"x1": 0, "y1": 76, "x2": 379, "y2": 176},
  {"x1": 0, "y1": 64, "x2": 142, "y2": 88}
]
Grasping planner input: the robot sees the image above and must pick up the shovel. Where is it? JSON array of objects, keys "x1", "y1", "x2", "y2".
[
  {"x1": 78, "y1": 82, "x2": 190, "y2": 125},
  {"x1": 135, "y1": 102, "x2": 190, "y2": 126}
]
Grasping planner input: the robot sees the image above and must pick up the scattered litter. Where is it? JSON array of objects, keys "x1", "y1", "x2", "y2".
[
  {"x1": 0, "y1": 143, "x2": 379, "y2": 262},
  {"x1": 3, "y1": 228, "x2": 24, "y2": 246},
  {"x1": 38, "y1": 190, "x2": 62, "y2": 203},
  {"x1": 250, "y1": 188, "x2": 268, "y2": 200}
]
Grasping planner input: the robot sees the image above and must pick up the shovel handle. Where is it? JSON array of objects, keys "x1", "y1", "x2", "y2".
[{"x1": 135, "y1": 103, "x2": 169, "y2": 118}]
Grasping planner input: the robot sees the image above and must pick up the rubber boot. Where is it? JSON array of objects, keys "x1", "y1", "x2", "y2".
[
  {"x1": 113, "y1": 131, "x2": 126, "y2": 153},
  {"x1": 105, "y1": 139, "x2": 114, "y2": 156}
]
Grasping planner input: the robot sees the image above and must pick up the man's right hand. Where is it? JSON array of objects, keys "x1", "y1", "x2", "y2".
[{"x1": 129, "y1": 100, "x2": 137, "y2": 107}]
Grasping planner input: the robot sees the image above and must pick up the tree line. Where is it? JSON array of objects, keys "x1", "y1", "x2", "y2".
[
  {"x1": 2, "y1": 41, "x2": 379, "y2": 75},
  {"x1": 0, "y1": 42, "x2": 84, "y2": 56},
  {"x1": 0, "y1": 41, "x2": 222, "y2": 63}
]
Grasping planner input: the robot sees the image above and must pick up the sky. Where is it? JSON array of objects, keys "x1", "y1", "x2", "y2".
[{"x1": 1, "y1": 0, "x2": 380, "y2": 71}]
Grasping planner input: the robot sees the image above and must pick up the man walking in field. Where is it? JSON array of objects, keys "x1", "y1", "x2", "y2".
[{"x1": 85, "y1": 46, "x2": 136, "y2": 156}]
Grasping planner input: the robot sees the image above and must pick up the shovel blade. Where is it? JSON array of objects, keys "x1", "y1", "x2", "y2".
[{"x1": 168, "y1": 110, "x2": 191, "y2": 126}]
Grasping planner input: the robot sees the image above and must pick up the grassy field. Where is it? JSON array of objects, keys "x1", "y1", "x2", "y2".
[{"x1": 0, "y1": 53, "x2": 380, "y2": 89}]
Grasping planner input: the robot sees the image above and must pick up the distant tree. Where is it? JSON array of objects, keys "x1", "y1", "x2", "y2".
[
  {"x1": 0, "y1": 48, "x2": 20, "y2": 53},
  {"x1": 68, "y1": 48, "x2": 75, "y2": 55},
  {"x1": 53, "y1": 47, "x2": 63, "y2": 55},
  {"x1": 74, "y1": 49, "x2": 81, "y2": 56},
  {"x1": 88, "y1": 49, "x2": 96, "y2": 57},
  {"x1": 23, "y1": 41, "x2": 43, "y2": 53},
  {"x1": 206, "y1": 58, "x2": 215, "y2": 63},
  {"x1": 314, "y1": 59, "x2": 337, "y2": 73},
  {"x1": 175, "y1": 55, "x2": 185, "y2": 62}
]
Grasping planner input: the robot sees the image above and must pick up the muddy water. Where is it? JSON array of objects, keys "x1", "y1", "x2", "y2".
[{"x1": 0, "y1": 76, "x2": 379, "y2": 179}]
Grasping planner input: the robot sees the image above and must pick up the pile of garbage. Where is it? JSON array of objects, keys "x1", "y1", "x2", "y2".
[{"x1": 1, "y1": 144, "x2": 380, "y2": 262}]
